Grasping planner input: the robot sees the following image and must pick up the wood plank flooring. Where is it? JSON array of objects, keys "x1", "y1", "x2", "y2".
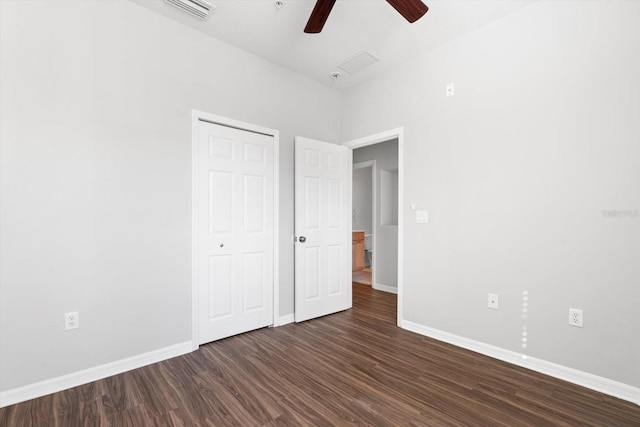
[
  {"x1": 1, "y1": 283, "x2": 639, "y2": 426},
  {"x1": 352, "y1": 267, "x2": 372, "y2": 286}
]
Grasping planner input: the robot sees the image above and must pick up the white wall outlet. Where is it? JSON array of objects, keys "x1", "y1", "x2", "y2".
[
  {"x1": 416, "y1": 210, "x2": 428, "y2": 223},
  {"x1": 65, "y1": 311, "x2": 79, "y2": 330},
  {"x1": 446, "y1": 82, "x2": 455, "y2": 97},
  {"x1": 569, "y1": 308, "x2": 583, "y2": 327},
  {"x1": 488, "y1": 293, "x2": 499, "y2": 310}
]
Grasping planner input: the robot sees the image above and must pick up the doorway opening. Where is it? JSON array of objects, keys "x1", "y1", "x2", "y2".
[
  {"x1": 352, "y1": 161, "x2": 374, "y2": 286},
  {"x1": 344, "y1": 128, "x2": 404, "y2": 326}
]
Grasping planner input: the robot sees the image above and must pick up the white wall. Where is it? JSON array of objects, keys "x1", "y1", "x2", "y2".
[
  {"x1": 352, "y1": 166, "x2": 373, "y2": 234},
  {"x1": 0, "y1": 0, "x2": 341, "y2": 393},
  {"x1": 342, "y1": 0, "x2": 640, "y2": 388},
  {"x1": 353, "y1": 140, "x2": 399, "y2": 289}
]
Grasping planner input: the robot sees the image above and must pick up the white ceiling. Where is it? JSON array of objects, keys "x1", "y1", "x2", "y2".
[{"x1": 131, "y1": 0, "x2": 536, "y2": 90}]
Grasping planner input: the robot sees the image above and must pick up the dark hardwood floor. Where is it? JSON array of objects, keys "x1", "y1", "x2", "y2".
[{"x1": 2, "y1": 283, "x2": 639, "y2": 426}]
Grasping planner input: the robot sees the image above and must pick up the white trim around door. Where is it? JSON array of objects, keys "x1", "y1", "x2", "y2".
[
  {"x1": 343, "y1": 127, "x2": 404, "y2": 327},
  {"x1": 191, "y1": 110, "x2": 280, "y2": 351}
]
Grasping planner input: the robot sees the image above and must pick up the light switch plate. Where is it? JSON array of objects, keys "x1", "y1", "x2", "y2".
[
  {"x1": 446, "y1": 82, "x2": 455, "y2": 97},
  {"x1": 488, "y1": 294, "x2": 499, "y2": 310},
  {"x1": 416, "y1": 210, "x2": 428, "y2": 223}
]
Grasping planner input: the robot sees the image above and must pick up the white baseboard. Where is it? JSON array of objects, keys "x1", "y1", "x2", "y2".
[
  {"x1": 402, "y1": 320, "x2": 639, "y2": 406},
  {"x1": 0, "y1": 341, "x2": 192, "y2": 408},
  {"x1": 373, "y1": 283, "x2": 398, "y2": 294},
  {"x1": 278, "y1": 314, "x2": 295, "y2": 326}
]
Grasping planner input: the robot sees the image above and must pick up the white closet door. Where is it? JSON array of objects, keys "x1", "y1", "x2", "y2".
[{"x1": 197, "y1": 120, "x2": 274, "y2": 344}]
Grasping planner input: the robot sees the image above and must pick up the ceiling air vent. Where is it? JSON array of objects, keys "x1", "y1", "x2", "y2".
[
  {"x1": 337, "y1": 52, "x2": 379, "y2": 75},
  {"x1": 164, "y1": 0, "x2": 215, "y2": 20}
]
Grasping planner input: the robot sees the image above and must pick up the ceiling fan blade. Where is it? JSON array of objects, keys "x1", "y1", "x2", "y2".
[
  {"x1": 385, "y1": 0, "x2": 428, "y2": 23},
  {"x1": 304, "y1": 0, "x2": 337, "y2": 33}
]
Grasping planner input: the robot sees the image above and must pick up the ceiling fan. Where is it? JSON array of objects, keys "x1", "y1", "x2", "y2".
[{"x1": 304, "y1": 0, "x2": 429, "y2": 33}]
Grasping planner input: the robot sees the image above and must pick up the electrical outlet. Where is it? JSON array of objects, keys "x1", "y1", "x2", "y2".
[
  {"x1": 65, "y1": 312, "x2": 79, "y2": 330},
  {"x1": 488, "y1": 293, "x2": 499, "y2": 310},
  {"x1": 569, "y1": 308, "x2": 583, "y2": 327}
]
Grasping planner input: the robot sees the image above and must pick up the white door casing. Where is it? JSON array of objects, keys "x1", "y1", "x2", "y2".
[
  {"x1": 193, "y1": 113, "x2": 278, "y2": 346},
  {"x1": 294, "y1": 136, "x2": 352, "y2": 322}
]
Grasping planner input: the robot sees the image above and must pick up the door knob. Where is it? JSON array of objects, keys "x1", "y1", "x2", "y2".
[
  {"x1": 299, "y1": 236, "x2": 306, "y2": 243},
  {"x1": 219, "y1": 243, "x2": 224, "y2": 247}
]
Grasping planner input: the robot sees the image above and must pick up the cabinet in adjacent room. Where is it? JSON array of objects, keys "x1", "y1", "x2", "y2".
[{"x1": 352, "y1": 231, "x2": 365, "y2": 272}]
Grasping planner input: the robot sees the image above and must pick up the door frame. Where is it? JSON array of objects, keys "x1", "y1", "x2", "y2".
[
  {"x1": 343, "y1": 127, "x2": 404, "y2": 327},
  {"x1": 191, "y1": 110, "x2": 280, "y2": 350},
  {"x1": 352, "y1": 160, "x2": 376, "y2": 286}
]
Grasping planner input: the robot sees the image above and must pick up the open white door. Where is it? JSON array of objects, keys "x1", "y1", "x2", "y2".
[{"x1": 294, "y1": 136, "x2": 352, "y2": 322}]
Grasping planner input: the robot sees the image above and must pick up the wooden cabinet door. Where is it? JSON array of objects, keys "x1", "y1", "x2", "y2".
[{"x1": 352, "y1": 232, "x2": 365, "y2": 272}]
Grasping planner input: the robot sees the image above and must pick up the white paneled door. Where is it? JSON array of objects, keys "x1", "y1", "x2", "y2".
[
  {"x1": 294, "y1": 137, "x2": 352, "y2": 322},
  {"x1": 197, "y1": 120, "x2": 274, "y2": 344}
]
